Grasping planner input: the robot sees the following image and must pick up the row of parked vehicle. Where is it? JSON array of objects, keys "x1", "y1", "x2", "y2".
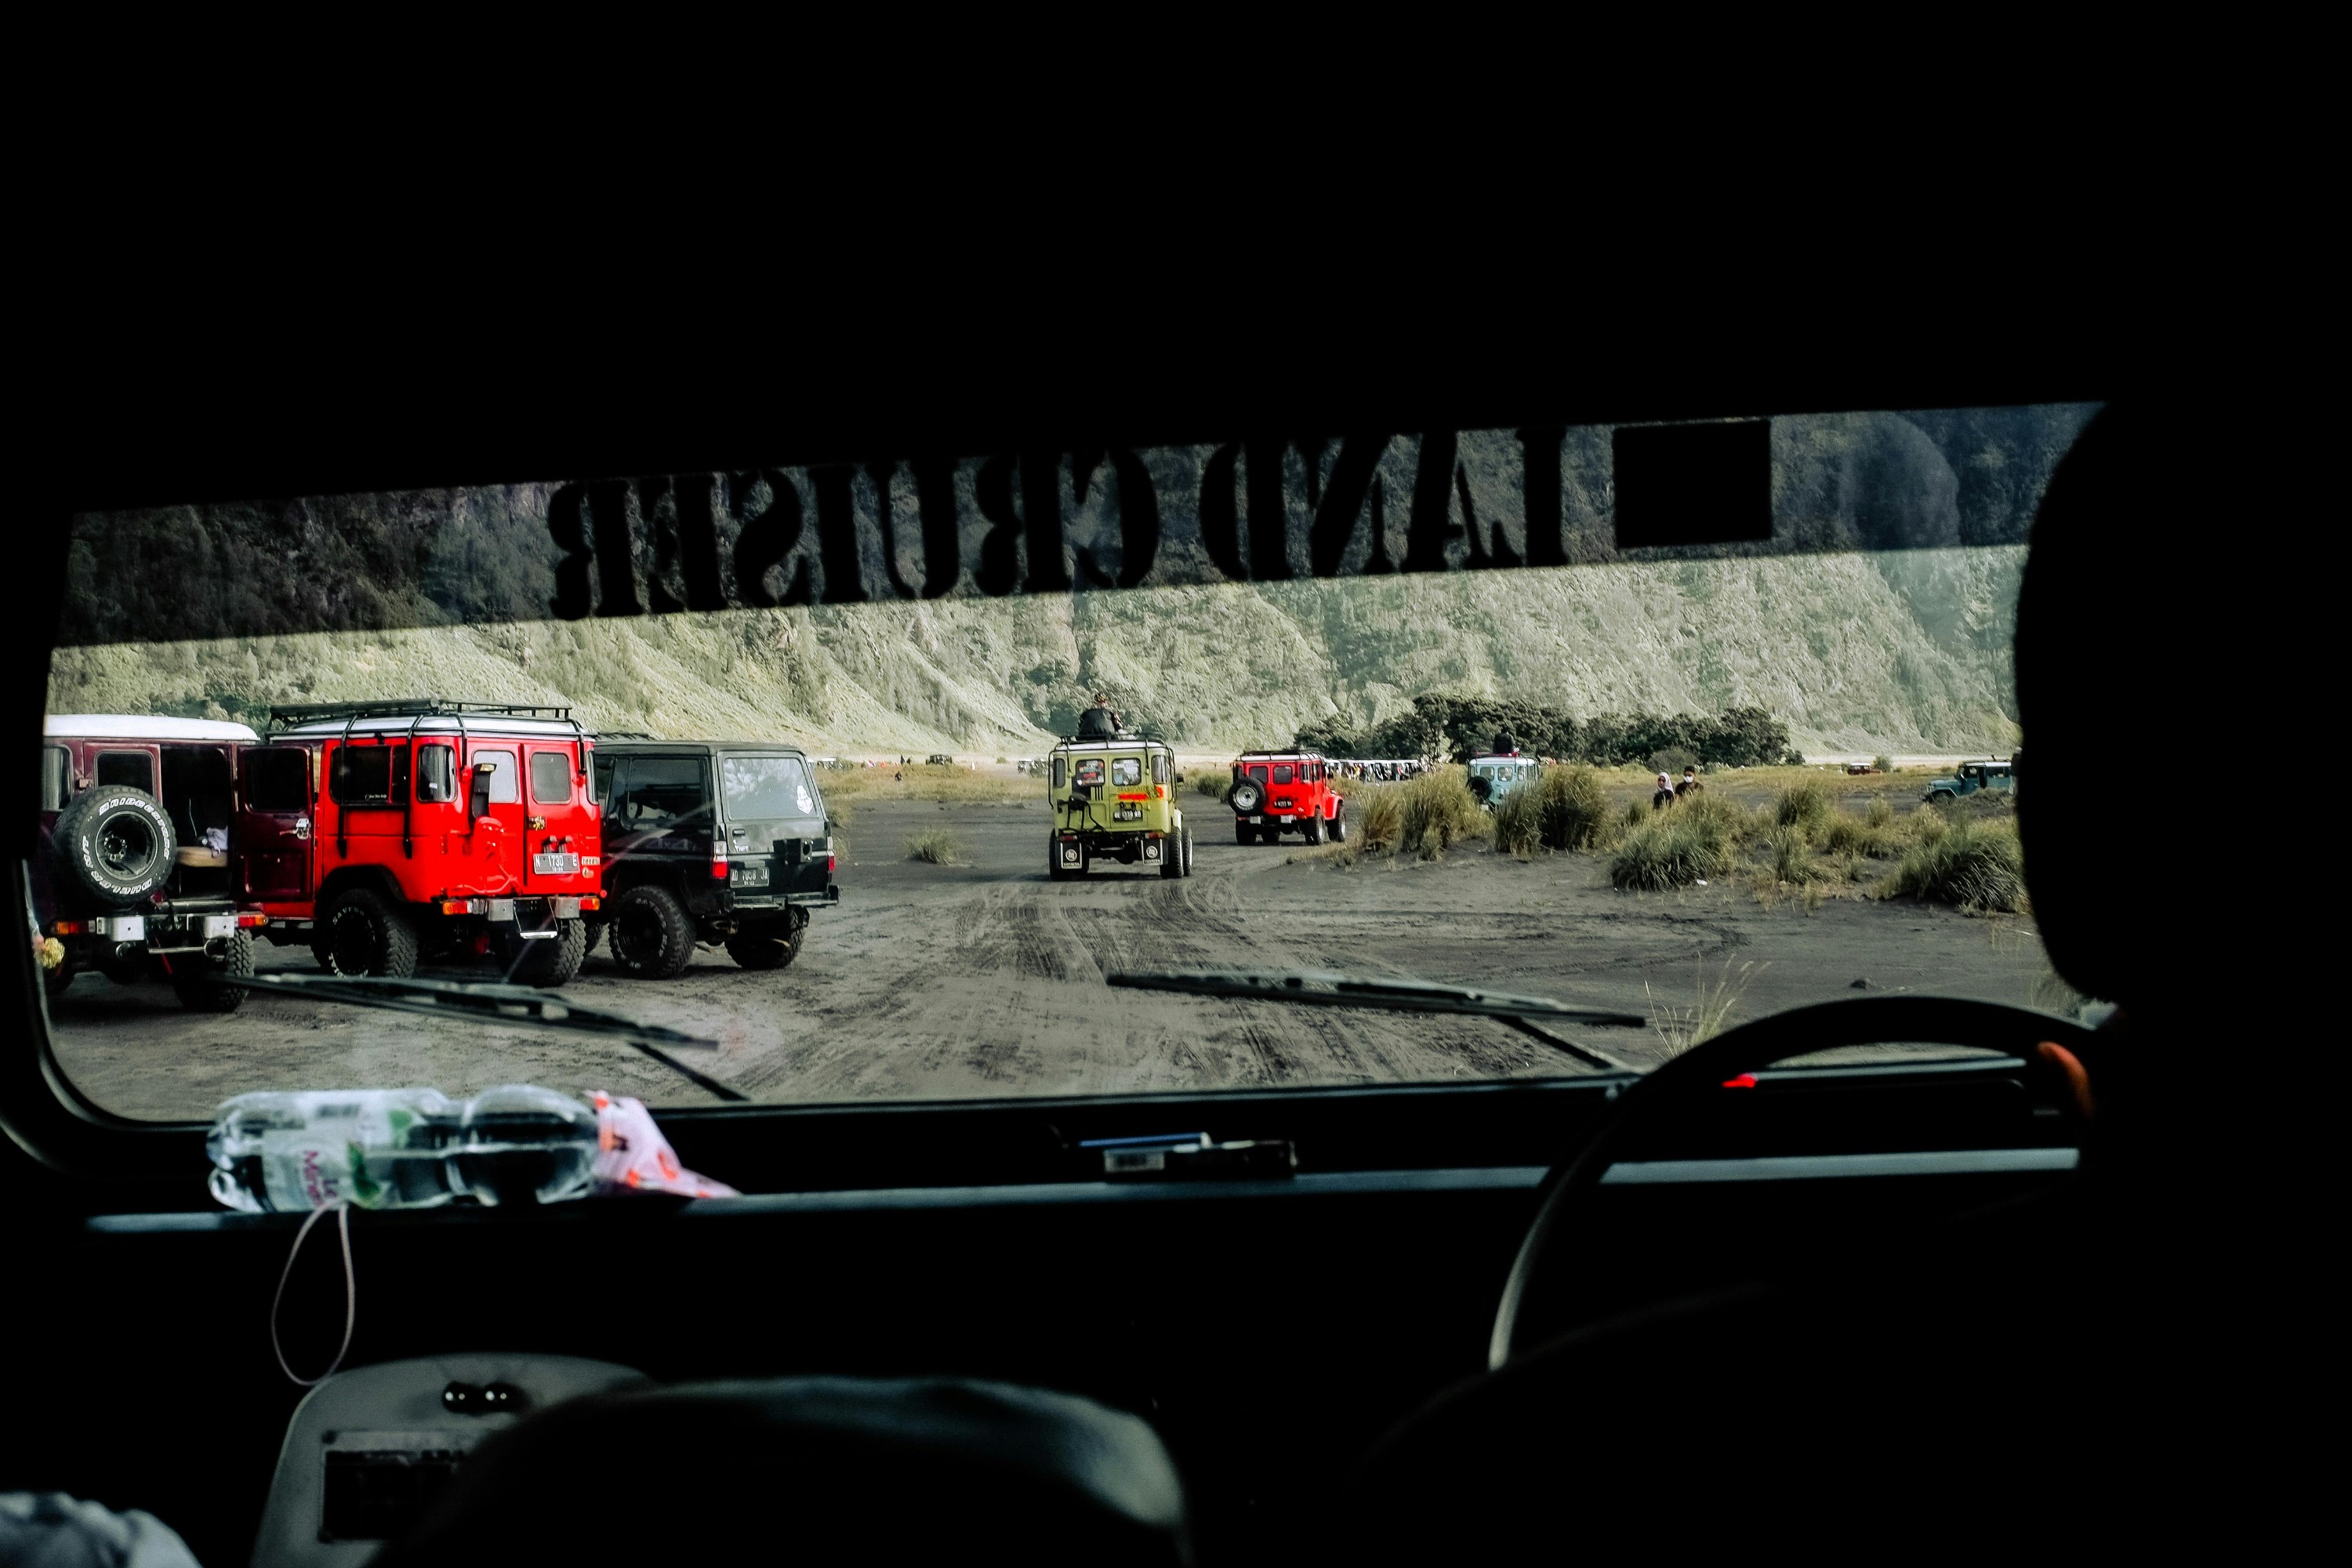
[{"x1": 34, "y1": 701, "x2": 839, "y2": 1011}]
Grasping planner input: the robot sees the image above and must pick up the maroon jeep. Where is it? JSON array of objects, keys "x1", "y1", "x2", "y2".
[{"x1": 36, "y1": 715, "x2": 270, "y2": 1011}]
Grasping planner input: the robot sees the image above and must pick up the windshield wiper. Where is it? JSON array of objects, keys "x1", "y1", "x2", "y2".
[
  {"x1": 220, "y1": 973, "x2": 748, "y2": 1102},
  {"x1": 1105, "y1": 969, "x2": 1643, "y2": 1073}
]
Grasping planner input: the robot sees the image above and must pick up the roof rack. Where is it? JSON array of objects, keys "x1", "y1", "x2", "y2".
[
  {"x1": 266, "y1": 699, "x2": 574, "y2": 731},
  {"x1": 597, "y1": 731, "x2": 654, "y2": 740}
]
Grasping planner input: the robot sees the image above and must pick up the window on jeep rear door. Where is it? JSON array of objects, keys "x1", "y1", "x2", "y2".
[
  {"x1": 1272, "y1": 765, "x2": 1294, "y2": 784},
  {"x1": 244, "y1": 750, "x2": 308, "y2": 812},
  {"x1": 529, "y1": 752, "x2": 571, "y2": 804},
  {"x1": 474, "y1": 750, "x2": 519, "y2": 804},
  {"x1": 1112, "y1": 758, "x2": 1142, "y2": 787},
  {"x1": 96, "y1": 752, "x2": 154, "y2": 792},
  {"x1": 720, "y1": 757, "x2": 818, "y2": 822}
]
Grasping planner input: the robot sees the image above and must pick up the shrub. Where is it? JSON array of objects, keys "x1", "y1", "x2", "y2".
[
  {"x1": 902, "y1": 828, "x2": 966, "y2": 865},
  {"x1": 1761, "y1": 823, "x2": 1821, "y2": 884},
  {"x1": 1494, "y1": 765, "x2": 1611, "y2": 857},
  {"x1": 1193, "y1": 771, "x2": 1226, "y2": 798},
  {"x1": 1610, "y1": 810, "x2": 1735, "y2": 889},
  {"x1": 1676, "y1": 792, "x2": 1755, "y2": 848},
  {"x1": 1773, "y1": 779, "x2": 1835, "y2": 837},
  {"x1": 1492, "y1": 789, "x2": 1543, "y2": 857},
  {"x1": 1399, "y1": 769, "x2": 1486, "y2": 858},
  {"x1": 1351, "y1": 786, "x2": 1405, "y2": 851},
  {"x1": 1872, "y1": 753, "x2": 1895, "y2": 774},
  {"x1": 1819, "y1": 806, "x2": 1901, "y2": 859},
  {"x1": 1879, "y1": 819, "x2": 2024, "y2": 912},
  {"x1": 1649, "y1": 745, "x2": 1699, "y2": 778}
]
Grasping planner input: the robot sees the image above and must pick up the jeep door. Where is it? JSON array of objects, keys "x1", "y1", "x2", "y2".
[
  {"x1": 521, "y1": 745, "x2": 589, "y2": 890},
  {"x1": 234, "y1": 745, "x2": 313, "y2": 907},
  {"x1": 717, "y1": 754, "x2": 827, "y2": 899},
  {"x1": 465, "y1": 746, "x2": 525, "y2": 890}
]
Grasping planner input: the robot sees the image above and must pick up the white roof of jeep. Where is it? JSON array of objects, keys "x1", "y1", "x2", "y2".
[{"x1": 45, "y1": 714, "x2": 261, "y2": 742}]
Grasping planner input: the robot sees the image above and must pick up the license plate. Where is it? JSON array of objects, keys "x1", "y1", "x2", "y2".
[
  {"x1": 532, "y1": 853, "x2": 580, "y2": 876},
  {"x1": 732, "y1": 865, "x2": 769, "y2": 887}
]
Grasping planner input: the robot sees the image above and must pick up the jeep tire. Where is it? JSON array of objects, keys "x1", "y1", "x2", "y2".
[
  {"x1": 608, "y1": 885, "x2": 697, "y2": 979},
  {"x1": 52, "y1": 785, "x2": 178, "y2": 906},
  {"x1": 1302, "y1": 813, "x2": 1325, "y2": 846},
  {"x1": 1235, "y1": 822, "x2": 1254, "y2": 846},
  {"x1": 1181, "y1": 826, "x2": 1195, "y2": 877},
  {"x1": 581, "y1": 919, "x2": 604, "y2": 956},
  {"x1": 1331, "y1": 808, "x2": 1347, "y2": 844},
  {"x1": 314, "y1": 887, "x2": 420, "y2": 978},
  {"x1": 1229, "y1": 779, "x2": 1265, "y2": 815},
  {"x1": 499, "y1": 918, "x2": 587, "y2": 988},
  {"x1": 173, "y1": 931, "x2": 254, "y2": 1012},
  {"x1": 726, "y1": 914, "x2": 804, "y2": 971}
]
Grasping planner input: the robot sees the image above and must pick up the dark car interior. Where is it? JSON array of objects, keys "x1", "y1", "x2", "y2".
[{"x1": 7, "y1": 267, "x2": 2294, "y2": 1564}]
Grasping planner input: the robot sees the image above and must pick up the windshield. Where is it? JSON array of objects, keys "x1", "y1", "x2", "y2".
[{"x1": 38, "y1": 404, "x2": 2092, "y2": 1117}]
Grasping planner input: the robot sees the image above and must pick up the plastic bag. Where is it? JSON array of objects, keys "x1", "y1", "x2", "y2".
[{"x1": 590, "y1": 1091, "x2": 739, "y2": 1197}]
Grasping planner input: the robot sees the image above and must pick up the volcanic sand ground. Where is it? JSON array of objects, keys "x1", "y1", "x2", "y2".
[{"x1": 49, "y1": 769, "x2": 2060, "y2": 1121}]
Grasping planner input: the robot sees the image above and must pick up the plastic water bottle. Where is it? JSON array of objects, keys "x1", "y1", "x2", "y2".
[
  {"x1": 450, "y1": 1084, "x2": 600, "y2": 1207},
  {"x1": 208, "y1": 1085, "x2": 597, "y2": 1213},
  {"x1": 207, "y1": 1088, "x2": 460, "y2": 1213}
]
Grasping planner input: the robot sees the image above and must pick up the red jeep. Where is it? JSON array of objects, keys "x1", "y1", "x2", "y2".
[
  {"x1": 242, "y1": 700, "x2": 604, "y2": 986},
  {"x1": 36, "y1": 715, "x2": 273, "y2": 1010},
  {"x1": 1227, "y1": 751, "x2": 1347, "y2": 845}
]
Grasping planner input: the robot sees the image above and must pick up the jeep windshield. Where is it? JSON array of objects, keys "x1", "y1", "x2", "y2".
[{"x1": 37, "y1": 405, "x2": 2094, "y2": 1118}]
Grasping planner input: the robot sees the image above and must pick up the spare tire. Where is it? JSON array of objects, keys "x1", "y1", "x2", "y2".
[
  {"x1": 1467, "y1": 774, "x2": 1494, "y2": 804},
  {"x1": 50, "y1": 786, "x2": 177, "y2": 906},
  {"x1": 1229, "y1": 779, "x2": 1265, "y2": 815}
]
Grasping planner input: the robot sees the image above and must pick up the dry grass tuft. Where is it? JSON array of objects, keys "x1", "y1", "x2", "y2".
[
  {"x1": 1494, "y1": 765, "x2": 1611, "y2": 857},
  {"x1": 1773, "y1": 779, "x2": 1835, "y2": 837},
  {"x1": 1879, "y1": 818, "x2": 2024, "y2": 913},
  {"x1": 902, "y1": 827, "x2": 967, "y2": 865},
  {"x1": 1646, "y1": 960, "x2": 1765, "y2": 1055}
]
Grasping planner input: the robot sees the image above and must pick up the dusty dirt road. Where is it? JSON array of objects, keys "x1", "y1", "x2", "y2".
[{"x1": 49, "y1": 794, "x2": 2061, "y2": 1120}]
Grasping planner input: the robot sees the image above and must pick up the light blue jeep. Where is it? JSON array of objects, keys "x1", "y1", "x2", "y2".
[
  {"x1": 1466, "y1": 754, "x2": 1538, "y2": 810},
  {"x1": 1924, "y1": 759, "x2": 2015, "y2": 804}
]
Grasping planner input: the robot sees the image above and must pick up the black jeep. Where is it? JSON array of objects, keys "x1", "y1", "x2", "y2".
[{"x1": 588, "y1": 740, "x2": 840, "y2": 979}]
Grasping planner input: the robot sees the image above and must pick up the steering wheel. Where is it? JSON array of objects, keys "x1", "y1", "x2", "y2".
[{"x1": 1488, "y1": 996, "x2": 2098, "y2": 1370}]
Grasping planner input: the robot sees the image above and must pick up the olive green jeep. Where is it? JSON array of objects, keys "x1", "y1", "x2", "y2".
[{"x1": 1044, "y1": 717, "x2": 1193, "y2": 880}]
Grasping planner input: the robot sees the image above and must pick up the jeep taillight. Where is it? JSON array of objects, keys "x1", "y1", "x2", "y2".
[{"x1": 711, "y1": 851, "x2": 728, "y2": 880}]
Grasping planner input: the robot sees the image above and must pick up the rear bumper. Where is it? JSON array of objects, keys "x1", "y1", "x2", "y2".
[{"x1": 1058, "y1": 829, "x2": 1172, "y2": 861}]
